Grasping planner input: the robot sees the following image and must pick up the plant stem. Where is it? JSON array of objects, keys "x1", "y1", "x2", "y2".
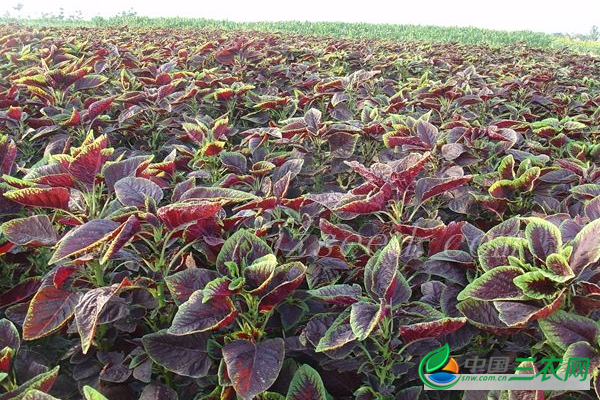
[
  {"x1": 157, "y1": 281, "x2": 166, "y2": 309},
  {"x1": 93, "y1": 261, "x2": 105, "y2": 287}
]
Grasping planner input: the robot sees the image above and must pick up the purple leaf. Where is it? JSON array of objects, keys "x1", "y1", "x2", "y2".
[
  {"x1": 222, "y1": 338, "x2": 285, "y2": 400},
  {"x1": 165, "y1": 268, "x2": 219, "y2": 305},
  {"x1": 0, "y1": 319, "x2": 19, "y2": 353},
  {"x1": 142, "y1": 330, "x2": 212, "y2": 378},
  {"x1": 49, "y1": 219, "x2": 120, "y2": 264},
  {"x1": 75, "y1": 279, "x2": 130, "y2": 354},
  {"x1": 364, "y1": 237, "x2": 409, "y2": 302},
  {"x1": 350, "y1": 300, "x2": 384, "y2": 341},
  {"x1": 315, "y1": 309, "x2": 356, "y2": 353},
  {"x1": 102, "y1": 155, "x2": 153, "y2": 191},
  {"x1": 538, "y1": 310, "x2": 598, "y2": 349},
  {"x1": 569, "y1": 218, "x2": 600, "y2": 274},
  {"x1": 1, "y1": 215, "x2": 58, "y2": 247},
  {"x1": 524, "y1": 217, "x2": 562, "y2": 261},
  {"x1": 286, "y1": 364, "x2": 328, "y2": 400},
  {"x1": 114, "y1": 177, "x2": 163, "y2": 207},
  {"x1": 168, "y1": 291, "x2": 237, "y2": 335},
  {"x1": 139, "y1": 383, "x2": 178, "y2": 400},
  {"x1": 307, "y1": 284, "x2": 362, "y2": 306},
  {"x1": 457, "y1": 266, "x2": 526, "y2": 301}
]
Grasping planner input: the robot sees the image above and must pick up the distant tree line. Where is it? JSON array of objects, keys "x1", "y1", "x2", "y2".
[{"x1": 554, "y1": 25, "x2": 599, "y2": 41}]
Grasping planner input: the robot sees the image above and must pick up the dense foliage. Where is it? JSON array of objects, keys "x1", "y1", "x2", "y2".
[
  {"x1": 0, "y1": 25, "x2": 599, "y2": 400},
  {"x1": 3, "y1": 17, "x2": 600, "y2": 54}
]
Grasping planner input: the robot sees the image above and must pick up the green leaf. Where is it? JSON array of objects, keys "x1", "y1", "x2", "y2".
[
  {"x1": 569, "y1": 218, "x2": 600, "y2": 274},
  {"x1": 315, "y1": 309, "x2": 356, "y2": 353},
  {"x1": 350, "y1": 301, "x2": 383, "y2": 341},
  {"x1": 216, "y1": 229, "x2": 272, "y2": 275},
  {"x1": 516, "y1": 166, "x2": 540, "y2": 191},
  {"x1": 0, "y1": 366, "x2": 60, "y2": 400},
  {"x1": 524, "y1": 217, "x2": 562, "y2": 261},
  {"x1": 513, "y1": 270, "x2": 562, "y2": 299},
  {"x1": 262, "y1": 393, "x2": 286, "y2": 400},
  {"x1": 83, "y1": 386, "x2": 109, "y2": 400},
  {"x1": 457, "y1": 266, "x2": 526, "y2": 301},
  {"x1": 478, "y1": 237, "x2": 526, "y2": 271},
  {"x1": 286, "y1": 364, "x2": 328, "y2": 400},
  {"x1": 21, "y1": 390, "x2": 62, "y2": 400},
  {"x1": 497, "y1": 154, "x2": 515, "y2": 179},
  {"x1": 544, "y1": 253, "x2": 574, "y2": 279},
  {"x1": 364, "y1": 236, "x2": 405, "y2": 301},
  {"x1": 539, "y1": 310, "x2": 599, "y2": 350}
]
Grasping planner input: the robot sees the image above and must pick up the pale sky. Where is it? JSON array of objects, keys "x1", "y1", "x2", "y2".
[{"x1": 2, "y1": 0, "x2": 599, "y2": 35}]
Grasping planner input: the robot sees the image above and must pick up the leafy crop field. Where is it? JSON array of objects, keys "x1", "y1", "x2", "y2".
[
  {"x1": 4, "y1": 17, "x2": 600, "y2": 54},
  {"x1": 0, "y1": 23, "x2": 599, "y2": 400}
]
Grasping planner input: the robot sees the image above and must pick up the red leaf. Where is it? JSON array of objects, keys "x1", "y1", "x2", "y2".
[
  {"x1": 23, "y1": 286, "x2": 81, "y2": 340},
  {"x1": 0, "y1": 241, "x2": 14, "y2": 255},
  {"x1": 155, "y1": 73, "x2": 171, "y2": 85},
  {"x1": 0, "y1": 366, "x2": 60, "y2": 400},
  {"x1": 157, "y1": 200, "x2": 222, "y2": 229},
  {"x1": 215, "y1": 48, "x2": 237, "y2": 65},
  {"x1": 31, "y1": 173, "x2": 74, "y2": 188},
  {"x1": 0, "y1": 350, "x2": 11, "y2": 373},
  {"x1": 85, "y1": 97, "x2": 114, "y2": 120},
  {"x1": 391, "y1": 152, "x2": 431, "y2": 191},
  {"x1": 99, "y1": 215, "x2": 141, "y2": 263},
  {"x1": 428, "y1": 221, "x2": 465, "y2": 255},
  {"x1": 415, "y1": 176, "x2": 472, "y2": 203},
  {"x1": 53, "y1": 266, "x2": 79, "y2": 289},
  {"x1": 3, "y1": 187, "x2": 70, "y2": 210},
  {"x1": 394, "y1": 220, "x2": 445, "y2": 238},
  {"x1": 0, "y1": 134, "x2": 17, "y2": 174},
  {"x1": 68, "y1": 134, "x2": 111, "y2": 188},
  {"x1": 319, "y1": 219, "x2": 384, "y2": 246},
  {"x1": 383, "y1": 134, "x2": 423, "y2": 148},
  {"x1": 259, "y1": 262, "x2": 306, "y2": 311},
  {"x1": 62, "y1": 108, "x2": 81, "y2": 127},
  {"x1": 6, "y1": 106, "x2": 22, "y2": 120},
  {"x1": 399, "y1": 317, "x2": 467, "y2": 342},
  {"x1": 0, "y1": 277, "x2": 41, "y2": 308},
  {"x1": 233, "y1": 197, "x2": 278, "y2": 212},
  {"x1": 334, "y1": 189, "x2": 386, "y2": 218},
  {"x1": 169, "y1": 292, "x2": 237, "y2": 335}
]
